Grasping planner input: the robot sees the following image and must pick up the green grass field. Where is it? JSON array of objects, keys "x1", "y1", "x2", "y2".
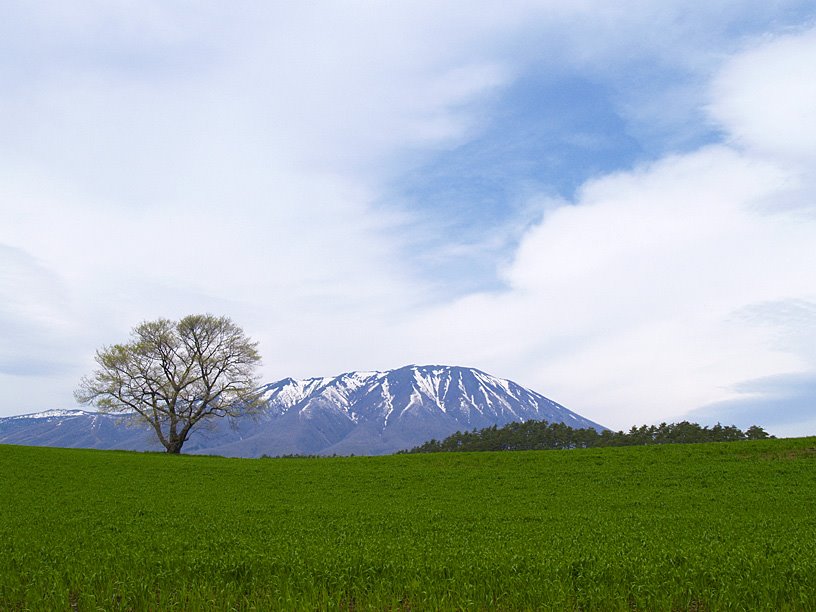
[{"x1": 1, "y1": 438, "x2": 815, "y2": 610}]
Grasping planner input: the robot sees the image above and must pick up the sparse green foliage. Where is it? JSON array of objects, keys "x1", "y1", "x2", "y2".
[
  {"x1": 75, "y1": 314, "x2": 262, "y2": 453},
  {"x1": 1, "y1": 438, "x2": 814, "y2": 609},
  {"x1": 404, "y1": 420, "x2": 774, "y2": 453}
]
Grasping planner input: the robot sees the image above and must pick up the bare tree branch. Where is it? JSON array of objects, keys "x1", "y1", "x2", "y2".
[{"x1": 75, "y1": 314, "x2": 262, "y2": 453}]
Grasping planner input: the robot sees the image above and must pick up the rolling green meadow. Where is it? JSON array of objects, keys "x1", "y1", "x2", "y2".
[{"x1": 1, "y1": 438, "x2": 815, "y2": 610}]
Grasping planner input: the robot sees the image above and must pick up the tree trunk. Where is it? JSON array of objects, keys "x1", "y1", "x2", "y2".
[
  {"x1": 166, "y1": 418, "x2": 183, "y2": 454},
  {"x1": 165, "y1": 438, "x2": 184, "y2": 454}
]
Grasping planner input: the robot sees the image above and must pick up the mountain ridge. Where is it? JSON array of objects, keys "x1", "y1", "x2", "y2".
[{"x1": 0, "y1": 364, "x2": 604, "y2": 456}]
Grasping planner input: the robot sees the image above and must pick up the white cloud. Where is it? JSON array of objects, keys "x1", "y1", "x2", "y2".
[
  {"x1": 402, "y1": 27, "x2": 816, "y2": 431},
  {"x1": 1, "y1": 3, "x2": 815, "y2": 434},
  {"x1": 709, "y1": 27, "x2": 816, "y2": 163},
  {"x1": 0, "y1": 2, "x2": 524, "y2": 415}
]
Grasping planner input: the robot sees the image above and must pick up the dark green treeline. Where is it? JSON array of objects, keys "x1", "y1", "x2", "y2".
[{"x1": 403, "y1": 420, "x2": 773, "y2": 454}]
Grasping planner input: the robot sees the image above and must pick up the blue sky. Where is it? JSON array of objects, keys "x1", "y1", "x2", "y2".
[
  {"x1": 392, "y1": 72, "x2": 648, "y2": 292},
  {"x1": 1, "y1": 1, "x2": 815, "y2": 436}
]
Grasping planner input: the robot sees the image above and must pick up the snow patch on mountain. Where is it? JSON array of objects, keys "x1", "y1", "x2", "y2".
[{"x1": 9, "y1": 409, "x2": 91, "y2": 420}]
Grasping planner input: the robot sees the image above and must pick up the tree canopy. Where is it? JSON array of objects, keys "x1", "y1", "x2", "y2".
[{"x1": 76, "y1": 314, "x2": 262, "y2": 453}]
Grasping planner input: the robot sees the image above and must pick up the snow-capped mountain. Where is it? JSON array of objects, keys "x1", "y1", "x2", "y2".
[
  {"x1": 0, "y1": 365, "x2": 604, "y2": 456},
  {"x1": 0, "y1": 409, "x2": 164, "y2": 451}
]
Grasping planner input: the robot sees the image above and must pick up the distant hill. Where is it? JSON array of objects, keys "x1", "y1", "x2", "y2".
[{"x1": 0, "y1": 364, "x2": 604, "y2": 456}]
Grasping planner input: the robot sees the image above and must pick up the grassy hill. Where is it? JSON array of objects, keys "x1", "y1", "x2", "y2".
[{"x1": 1, "y1": 438, "x2": 815, "y2": 610}]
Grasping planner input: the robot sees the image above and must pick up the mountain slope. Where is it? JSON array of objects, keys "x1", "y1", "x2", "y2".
[
  {"x1": 0, "y1": 365, "x2": 604, "y2": 456},
  {"x1": 0, "y1": 410, "x2": 162, "y2": 451}
]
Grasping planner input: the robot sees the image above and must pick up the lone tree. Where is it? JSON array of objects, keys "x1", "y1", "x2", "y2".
[{"x1": 76, "y1": 314, "x2": 263, "y2": 454}]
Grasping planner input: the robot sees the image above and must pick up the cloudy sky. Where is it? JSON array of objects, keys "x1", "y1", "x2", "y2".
[{"x1": 1, "y1": 1, "x2": 815, "y2": 435}]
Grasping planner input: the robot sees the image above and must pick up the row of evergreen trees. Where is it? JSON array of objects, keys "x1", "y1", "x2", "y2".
[{"x1": 403, "y1": 420, "x2": 773, "y2": 454}]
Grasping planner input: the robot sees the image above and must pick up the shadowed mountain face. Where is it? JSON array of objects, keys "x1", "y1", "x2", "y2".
[{"x1": 0, "y1": 365, "x2": 605, "y2": 456}]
